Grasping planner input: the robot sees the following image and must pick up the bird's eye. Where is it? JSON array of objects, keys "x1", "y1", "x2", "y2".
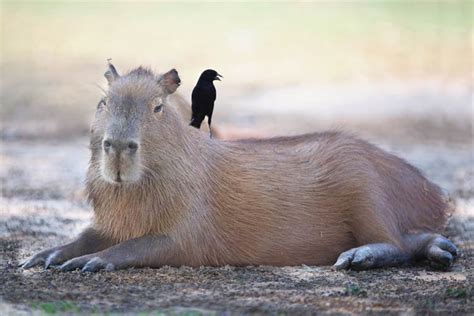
[{"x1": 154, "y1": 104, "x2": 163, "y2": 113}]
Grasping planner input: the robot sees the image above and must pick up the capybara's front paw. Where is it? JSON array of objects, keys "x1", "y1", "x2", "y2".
[
  {"x1": 60, "y1": 254, "x2": 115, "y2": 272},
  {"x1": 20, "y1": 247, "x2": 66, "y2": 269}
]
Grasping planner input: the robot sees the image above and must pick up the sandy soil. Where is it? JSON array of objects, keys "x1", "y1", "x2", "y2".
[{"x1": 0, "y1": 134, "x2": 472, "y2": 315}]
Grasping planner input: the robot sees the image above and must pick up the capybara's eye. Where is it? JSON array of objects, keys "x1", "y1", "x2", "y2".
[
  {"x1": 103, "y1": 140, "x2": 111, "y2": 149},
  {"x1": 154, "y1": 104, "x2": 163, "y2": 113},
  {"x1": 128, "y1": 142, "x2": 138, "y2": 151},
  {"x1": 97, "y1": 98, "x2": 106, "y2": 110}
]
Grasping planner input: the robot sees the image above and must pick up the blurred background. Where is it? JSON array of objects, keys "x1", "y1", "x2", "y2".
[{"x1": 1, "y1": 1, "x2": 472, "y2": 142}]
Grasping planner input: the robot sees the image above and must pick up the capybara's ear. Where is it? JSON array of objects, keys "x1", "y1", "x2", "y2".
[
  {"x1": 104, "y1": 59, "x2": 120, "y2": 85},
  {"x1": 160, "y1": 69, "x2": 181, "y2": 95}
]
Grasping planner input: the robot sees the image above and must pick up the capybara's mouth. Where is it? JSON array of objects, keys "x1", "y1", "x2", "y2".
[
  {"x1": 101, "y1": 163, "x2": 141, "y2": 185},
  {"x1": 107, "y1": 172, "x2": 140, "y2": 185},
  {"x1": 115, "y1": 171, "x2": 122, "y2": 183}
]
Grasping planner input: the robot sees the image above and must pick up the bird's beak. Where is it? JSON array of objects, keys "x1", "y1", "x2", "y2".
[{"x1": 215, "y1": 73, "x2": 223, "y2": 81}]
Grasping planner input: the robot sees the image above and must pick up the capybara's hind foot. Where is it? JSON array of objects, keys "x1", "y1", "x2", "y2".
[
  {"x1": 423, "y1": 235, "x2": 457, "y2": 269},
  {"x1": 333, "y1": 243, "x2": 410, "y2": 271},
  {"x1": 403, "y1": 233, "x2": 458, "y2": 269},
  {"x1": 333, "y1": 234, "x2": 458, "y2": 271}
]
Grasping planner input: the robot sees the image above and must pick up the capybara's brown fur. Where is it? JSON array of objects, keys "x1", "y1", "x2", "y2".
[{"x1": 21, "y1": 64, "x2": 456, "y2": 272}]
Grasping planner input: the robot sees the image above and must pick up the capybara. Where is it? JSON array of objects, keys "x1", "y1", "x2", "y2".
[{"x1": 21, "y1": 63, "x2": 457, "y2": 272}]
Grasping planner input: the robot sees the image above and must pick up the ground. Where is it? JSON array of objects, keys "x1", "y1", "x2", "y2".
[{"x1": 0, "y1": 130, "x2": 472, "y2": 315}]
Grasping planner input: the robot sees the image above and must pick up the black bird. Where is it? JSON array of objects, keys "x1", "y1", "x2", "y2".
[{"x1": 190, "y1": 69, "x2": 222, "y2": 137}]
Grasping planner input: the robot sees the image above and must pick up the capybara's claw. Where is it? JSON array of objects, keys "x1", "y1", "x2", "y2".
[
  {"x1": 21, "y1": 254, "x2": 45, "y2": 269},
  {"x1": 44, "y1": 250, "x2": 62, "y2": 269},
  {"x1": 333, "y1": 243, "x2": 409, "y2": 271},
  {"x1": 20, "y1": 248, "x2": 69, "y2": 270},
  {"x1": 60, "y1": 255, "x2": 113, "y2": 273},
  {"x1": 81, "y1": 257, "x2": 113, "y2": 273},
  {"x1": 60, "y1": 256, "x2": 91, "y2": 272},
  {"x1": 332, "y1": 249, "x2": 356, "y2": 270}
]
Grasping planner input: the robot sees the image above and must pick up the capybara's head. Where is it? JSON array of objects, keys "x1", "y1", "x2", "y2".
[{"x1": 90, "y1": 62, "x2": 182, "y2": 185}]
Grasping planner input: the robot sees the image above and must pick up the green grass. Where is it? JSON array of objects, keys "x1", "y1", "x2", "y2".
[
  {"x1": 345, "y1": 284, "x2": 368, "y2": 297},
  {"x1": 30, "y1": 301, "x2": 80, "y2": 314},
  {"x1": 29, "y1": 302, "x2": 215, "y2": 316},
  {"x1": 446, "y1": 287, "x2": 468, "y2": 298}
]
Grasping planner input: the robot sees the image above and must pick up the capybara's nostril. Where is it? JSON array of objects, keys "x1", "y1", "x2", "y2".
[
  {"x1": 103, "y1": 139, "x2": 112, "y2": 152},
  {"x1": 128, "y1": 141, "x2": 139, "y2": 153}
]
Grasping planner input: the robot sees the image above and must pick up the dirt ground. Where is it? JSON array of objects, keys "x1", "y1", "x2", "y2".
[{"x1": 0, "y1": 129, "x2": 473, "y2": 315}]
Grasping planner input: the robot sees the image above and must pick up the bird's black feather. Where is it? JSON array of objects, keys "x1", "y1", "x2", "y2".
[{"x1": 190, "y1": 69, "x2": 221, "y2": 134}]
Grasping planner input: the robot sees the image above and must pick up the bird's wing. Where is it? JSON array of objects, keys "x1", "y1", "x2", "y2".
[
  {"x1": 191, "y1": 87, "x2": 198, "y2": 113},
  {"x1": 192, "y1": 84, "x2": 216, "y2": 107},
  {"x1": 210, "y1": 85, "x2": 216, "y2": 101}
]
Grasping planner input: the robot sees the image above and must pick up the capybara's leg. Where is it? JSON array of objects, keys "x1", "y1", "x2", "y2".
[
  {"x1": 333, "y1": 243, "x2": 410, "y2": 270},
  {"x1": 20, "y1": 227, "x2": 115, "y2": 269},
  {"x1": 59, "y1": 235, "x2": 176, "y2": 272},
  {"x1": 404, "y1": 233, "x2": 457, "y2": 269}
]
